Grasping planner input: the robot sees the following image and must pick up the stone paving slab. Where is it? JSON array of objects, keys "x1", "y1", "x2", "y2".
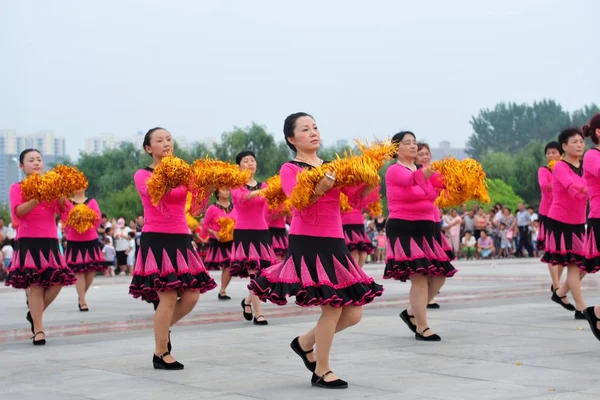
[{"x1": 1, "y1": 258, "x2": 600, "y2": 399}]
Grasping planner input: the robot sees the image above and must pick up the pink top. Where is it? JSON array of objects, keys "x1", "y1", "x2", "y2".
[
  {"x1": 548, "y1": 160, "x2": 587, "y2": 224},
  {"x1": 266, "y1": 207, "x2": 287, "y2": 229},
  {"x1": 376, "y1": 234, "x2": 386, "y2": 248},
  {"x1": 584, "y1": 148, "x2": 600, "y2": 219},
  {"x1": 538, "y1": 166, "x2": 553, "y2": 216},
  {"x1": 342, "y1": 187, "x2": 380, "y2": 225},
  {"x1": 200, "y1": 203, "x2": 237, "y2": 240},
  {"x1": 281, "y1": 162, "x2": 375, "y2": 238},
  {"x1": 385, "y1": 164, "x2": 443, "y2": 221},
  {"x1": 64, "y1": 199, "x2": 102, "y2": 242},
  {"x1": 10, "y1": 182, "x2": 61, "y2": 239},
  {"x1": 447, "y1": 216, "x2": 462, "y2": 236},
  {"x1": 231, "y1": 182, "x2": 268, "y2": 230},
  {"x1": 134, "y1": 168, "x2": 207, "y2": 234}
]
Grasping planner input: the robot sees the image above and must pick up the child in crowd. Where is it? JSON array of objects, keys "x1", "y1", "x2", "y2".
[
  {"x1": 375, "y1": 229, "x2": 386, "y2": 263},
  {"x1": 126, "y1": 231, "x2": 136, "y2": 275},
  {"x1": 102, "y1": 237, "x2": 116, "y2": 277},
  {"x1": 460, "y1": 230, "x2": 477, "y2": 260},
  {"x1": 498, "y1": 223, "x2": 511, "y2": 258}
]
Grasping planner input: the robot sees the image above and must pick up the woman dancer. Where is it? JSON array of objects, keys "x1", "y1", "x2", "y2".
[
  {"x1": 230, "y1": 151, "x2": 275, "y2": 325},
  {"x1": 5, "y1": 149, "x2": 76, "y2": 345},
  {"x1": 384, "y1": 131, "x2": 457, "y2": 341},
  {"x1": 538, "y1": 141, "x2": 564, "y2": 292},
  {"x1": 129, "y1": 127, "x2": 217, "y2": 370},
  {"x1": 341, "y1": 202, "x2": 375, "y2": 267},
  {"x1": 415, "y1": 142, "x2": 454, "y2": 309},
  {"x1": 249, "y1": 112, "x2": 383, "y2": 389},
  {"x1": 542, "y1": 128, "x2": 587, "y2": 319},
  {"x1": 201, "y1": 188, "x2": 236, "y2": 300},
  {"x1": 267, "y1": 205, "x2": 290, "y2": 261},
  {"x1": 64, "y1": 189, "x2": 107, "y2": 311},
  {"x1": 581, "y1": 114, "x2": 600, "y2": 338}
]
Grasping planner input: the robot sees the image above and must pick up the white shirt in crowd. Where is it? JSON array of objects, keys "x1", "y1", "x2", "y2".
[
  {"x1": 462, "y1": 236, "x2": 477, "y2": 247},
  {"x1": 114, "y1": 227, "x2": 132, "y2": 251},
  {"x1": 2, "y1": 244, "x2": 14, "y2": 259}
]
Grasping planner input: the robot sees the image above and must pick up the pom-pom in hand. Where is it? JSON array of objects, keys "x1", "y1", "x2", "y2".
[
  {"x1": 431, "y1": 157, "x2": 489, "y2": 207},
  {"x1": 147, "y1": 155, "x2": 192, "y2": 206},
  {"x1": 261, "y1": 175, "x2": 288, "y2": 210},
  {"x1": 65, "y1": 204, "x2": 98, "y2": 234},
  {"x1": 216, "y1": 217, "x2": 235, "y2": 242},
  {"x1": 340, "y1": 193, "x2": 353, "y2": 212}
]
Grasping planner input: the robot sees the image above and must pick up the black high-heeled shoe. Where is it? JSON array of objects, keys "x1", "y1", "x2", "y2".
[
  {"x1": 575, "y1": 310, "x2": 586, "y2": 320},
  {"x1": 290, "y1": 337, "x2": 316, "y2": 372},
  {"x1": 311, "y1": 371, "x2": 348, "y2": 389},
  {"x1": 253, "y1": 315, "x2": 268, "y2": 325},
  {"x1": 584, "y1": 307, "x2": 600, "y2": 341},
  {"x1": 241, "y1": 299, "x2": 252, "y2": 321},
  {"x1": 78, "y1": 303, "x2": 89, "y2": 312},
  {"x1": 218, "y1": 293, "x2": 231, "y2": 300},
  {"x1": 152, "y1": 352, "x2": 184, "y2": 370},
  {"x1": 427, "y1": 303, "x2": 441, "y2": 309},
  {"x1": 32, "y1": 331, "x2": 46, "y2": 346},
  {"x1": 26, "y1": 311, "x2": 34, "y2": 334},
  {"x1": 551, "y1": 291, "x2": 576, "y2": 311},
  {"x1": 399, "y1": 310, "x2": 417, "y2": 333},
  {"x1": 415, "y1": 328, "x2": 441, "y2": 342}
]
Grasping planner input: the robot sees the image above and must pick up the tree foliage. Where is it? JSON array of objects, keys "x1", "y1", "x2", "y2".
[
  {"x1": 467, "y1": 179, "x2": 524, "y2": 212},
  {"x1": 467, "y1": 100, "x2": 599, "y2": 159}
]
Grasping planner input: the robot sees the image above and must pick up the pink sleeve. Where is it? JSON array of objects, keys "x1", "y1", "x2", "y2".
[
  {"x1": 538, "y1": 167, "x2": 552, "y2": 191},
  {"x1": 231, "y1": 187, "x2": 247, "y2": 206},
  {"x1": 200, "y1": 205, "x2": 214, "y2": 237},
  {"x1": 88, "y1": 199, "x2": 102, "y2": 229},
  {"x1": 280, "y1": 163, "x2": 301, "y2": 197},
  {"x1": 342, "y1": 184, "x2": 380, "y2": 209},
  {"x1": 429, "y1": 172, "x2": 445, "y2": 189},
  {"x1": 60, "y1": 199, "x2": 75, "y2": 223},
  {"x1": 386, "y1": 164, "x2": 420, "y2": 187},
  {"x1": 584, "y1": 151, "x2": 600, "y2": 178},
  {"x1": 554, "y1": 162, "x2": 587, "y2": 200},
  {"x1": 189, "y1": 190, "x2": 211, "y2": 217},
  {"x1": 134, "y1": 170, "x2": 150, "y2": 197},
  {"x1": 9, "y1": 183, "x2": 24, "y2": 226}
]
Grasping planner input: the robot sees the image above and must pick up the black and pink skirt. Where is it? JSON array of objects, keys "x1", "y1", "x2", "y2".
[
  {"x1": 5, "y1": 237, "x2": 76, "y2": 289},
  {"x1": 230, "y1": 229, "x2": 275, "y2": 278},
  {"x1": 204, "y1": 238, "x2": 233, "y2": 270},
  {"x1": 248, "y1": 234, "x2": 384, "y2": 307},
  {"x1": 541, "y1": 218, "x2": 585, "y2": 267},
  {"x1": 537, "y1": 214, "x2": 547, "y2": 251},
  {"x1": 65, "y1": 239, "x2": 108, "y2": 273},
  {"x1": 129, "y1": 232, "x2": 217, "y2": 302},
  {"x1": 269, "y1": 227, "x2": 289, "y2": 257},
  {"x1": 343, "y1": 224, "x2": 375, "y2": 254},
  {"x1": 583, "y1": 218, "x2": 600, "y2": 274},
  {"x1": 383, "y1": 219, "x2": 457, "y2": 282},
  {"x1": 435, "y1": 222, "x2": 456, "y2": 260}
]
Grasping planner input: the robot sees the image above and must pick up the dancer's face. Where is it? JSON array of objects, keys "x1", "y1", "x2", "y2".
[
  {"x1": 563, "y1": 134, "x2": 585, "y2": 158},
  {"x1": 416, "y1": 147, "x2": 431, "y2": 166},
  {"x1": 218, "y1": 188, "x2": 230, "y2": 200},
  {"x1": 396, "y1": 134, "x2": 417, "y2": 160},
  {"x1": 20, "y1": 150, "x2": 43, "y2": 175},
  {"x1": 545, "y1": 148, "x2": 561, "y2": 162},
  {"x1": 288, "y1": 116, "x2": 320, "y2": 152},
  {"x1": 144, "y1": 129, "x2": 173, "y2": 159},
  {"x1": 238, "y1": 155, "x2": 257, "y2": 174}
]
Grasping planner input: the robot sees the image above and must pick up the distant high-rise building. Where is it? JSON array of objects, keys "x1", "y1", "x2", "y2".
[
  {"x1": 430, "y1": 141, "x2": 467, "y2": 161},
  {"x1": 84, "y1": 134, "x2": 119, "y2": 155}
]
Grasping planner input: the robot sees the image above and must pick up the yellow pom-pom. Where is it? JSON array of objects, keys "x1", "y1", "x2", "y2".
[
  {"x1": 216, "y1": 216, "x2": 235, "y2": 242},
  {"x1": 20, "y1": 173, "x2": 43, "y2": 201},
  {"x1": 355, "y1": 139, "x2": 398, "y2": 166},
  {"x1": 190, "y1": 158, "x2": 251, "y2": 201},
  {"x1": 65, "y1": 204, "x2": 98, "y2": 234},
  {"x1": 340, "y1": 193, "x2": 353, "y2": 212},
  {"x1": 261, "y1": 175, "x2": 288, "y2": 210},
  {"x1": 280, "y1": 199, "x2": 292, "y2": 216},
  {"x1": 185, "y1": 192, "x2": 199, "y2": 230},
  {"x1": 432, "y1": 157, "x2": 490, "y2": 208},
  {"x1": 367, "y1": 199, "x2": 383, "y2": 218},
  {"x1": 54, "y1": 165, "x2": 88, "y2": 194},
  {"x1": 548, "y1": 159, "x2": 557, "y2": 171},
  {"x1": 147, "y1": 155, "x2": 192, "y2": 206}
]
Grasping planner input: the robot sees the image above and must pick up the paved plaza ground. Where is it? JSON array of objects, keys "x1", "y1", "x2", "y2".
[{"x1": 1, "y1": 258, "x2": 600, "y2": 400}]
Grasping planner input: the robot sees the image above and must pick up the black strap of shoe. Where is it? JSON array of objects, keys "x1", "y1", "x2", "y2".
[
  {"x1": 317, "y1": 371, "x2": 333, "y2": 383},
  {"x1": 32, "y1": 331, "x2": 45, "y2": 339},
  {"x1": 160, "y1": 352, "x2": 171, "y2": 358},
  {"x1": 420, "y1": 328, "x2": 430, "y2": 334}
]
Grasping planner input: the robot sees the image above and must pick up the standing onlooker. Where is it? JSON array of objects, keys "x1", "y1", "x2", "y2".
[
  {"x1": 516, "y1": 203, "x2": 534, "y2": 257},
  {"x1": 498, "y1": 223, "x2": 511, "y2": 258},
  {"x1": 114, "y1": 217, "x2": 132, "y2": 275},
  {"x1": 126, "y1": 231, "x2": 136, "y2": 275},
  {"x1": 462, "y1": 210, "x2": 475, "y2": 238},
  {"x1": 444, "y1": 208, "x2": 462, "y2": 255},
  {"x1": 374, "y1": 229, "x2": 386, "y2": 263},
  {"x1": 473, "y1": 208, "x2": 489, "y2": 240},
  {"x1": 102, "y1": 237, "x2": 116, "y2": 277}
]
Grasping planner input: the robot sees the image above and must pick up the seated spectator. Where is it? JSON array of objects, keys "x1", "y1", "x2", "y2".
[
  {"x1": 477, "y1": 230, "x2": 495, "y2": 259},
  {"x1": 460, "y1": 230, "x2": 477, "y2": 260}
]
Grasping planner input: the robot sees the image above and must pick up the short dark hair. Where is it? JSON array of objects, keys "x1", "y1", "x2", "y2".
[
  {"x1": 283, "y1": 112, "x2": 314, "y2": 152},
  {"x1": 235, "y1": 150, "x2": 256, "y2": 165},
  {"x1": 544, "y1": 141, "x2": 563, "y2": 155},
  {"x1": 390, "y1": 131, "x2": 415, "y2": 159},
  {"x1": 19, "y1": 148, "x2": 41, "y2": 164},
  {"x1": 558, "y1": 127, "x2": 584, "y2": 146}
]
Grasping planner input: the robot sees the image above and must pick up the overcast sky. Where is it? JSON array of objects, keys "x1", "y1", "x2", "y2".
[{"x1": 1, "y1": 0, "x2": 598, "y2": 158}]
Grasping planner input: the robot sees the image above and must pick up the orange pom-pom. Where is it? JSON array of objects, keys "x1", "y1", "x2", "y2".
[
  {"x1": 339, "y1": 193, "x2": 353, "y2": 212},
  {"x1": 355, "y1": 139, "x2": 398, "y2": 166},
  {"x1": 185, "y1": 192, "x2": 199, "y2": 230},
  {"x1": 432, "y1": 157, "x2": 489, "y2": 207},
  {"x1": 216, "y1": 216, "x2": 235, "y2": 242},
  {"x1": 367, "y1": 199, "x2": 383, "y2": 218},
  {"x1": 191, "y1": 158, "x2": 251, "y2": 191},
  {"x1": 548, "y1": 159, "x2": 557, "y2": 172},
  {"x1": 54, "y1": 165, "x2": 88, "y2": 193},
  {"x1": 261, "y1": 175, "x2": 288, "y2": 210},
  {"x1": 20, "y1": 173, "x2": 43, "y2": 201},
  {"x1": 147, "y1": 155, "x2": 192, "y2": 206},
  {"x1": 65, "y1": 204, "x2": 98, "y2": 234}
]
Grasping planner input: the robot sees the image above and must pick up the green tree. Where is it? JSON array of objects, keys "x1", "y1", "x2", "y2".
[
  {"x1": 572, "y1": 104, "x2": 600, "y2": 128},
  {"x1": 100, "y1": 185, "x2": 143, "y2": 221},
  {"x1": 0, "y1": 204, "x2": 9, "y2": 222},
  {"x1": 467, "y1": 99, "x2": 573, "y2": 159},
  {"x1": 468, "y1": 179, "x2": 523, "y2": 212}
]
